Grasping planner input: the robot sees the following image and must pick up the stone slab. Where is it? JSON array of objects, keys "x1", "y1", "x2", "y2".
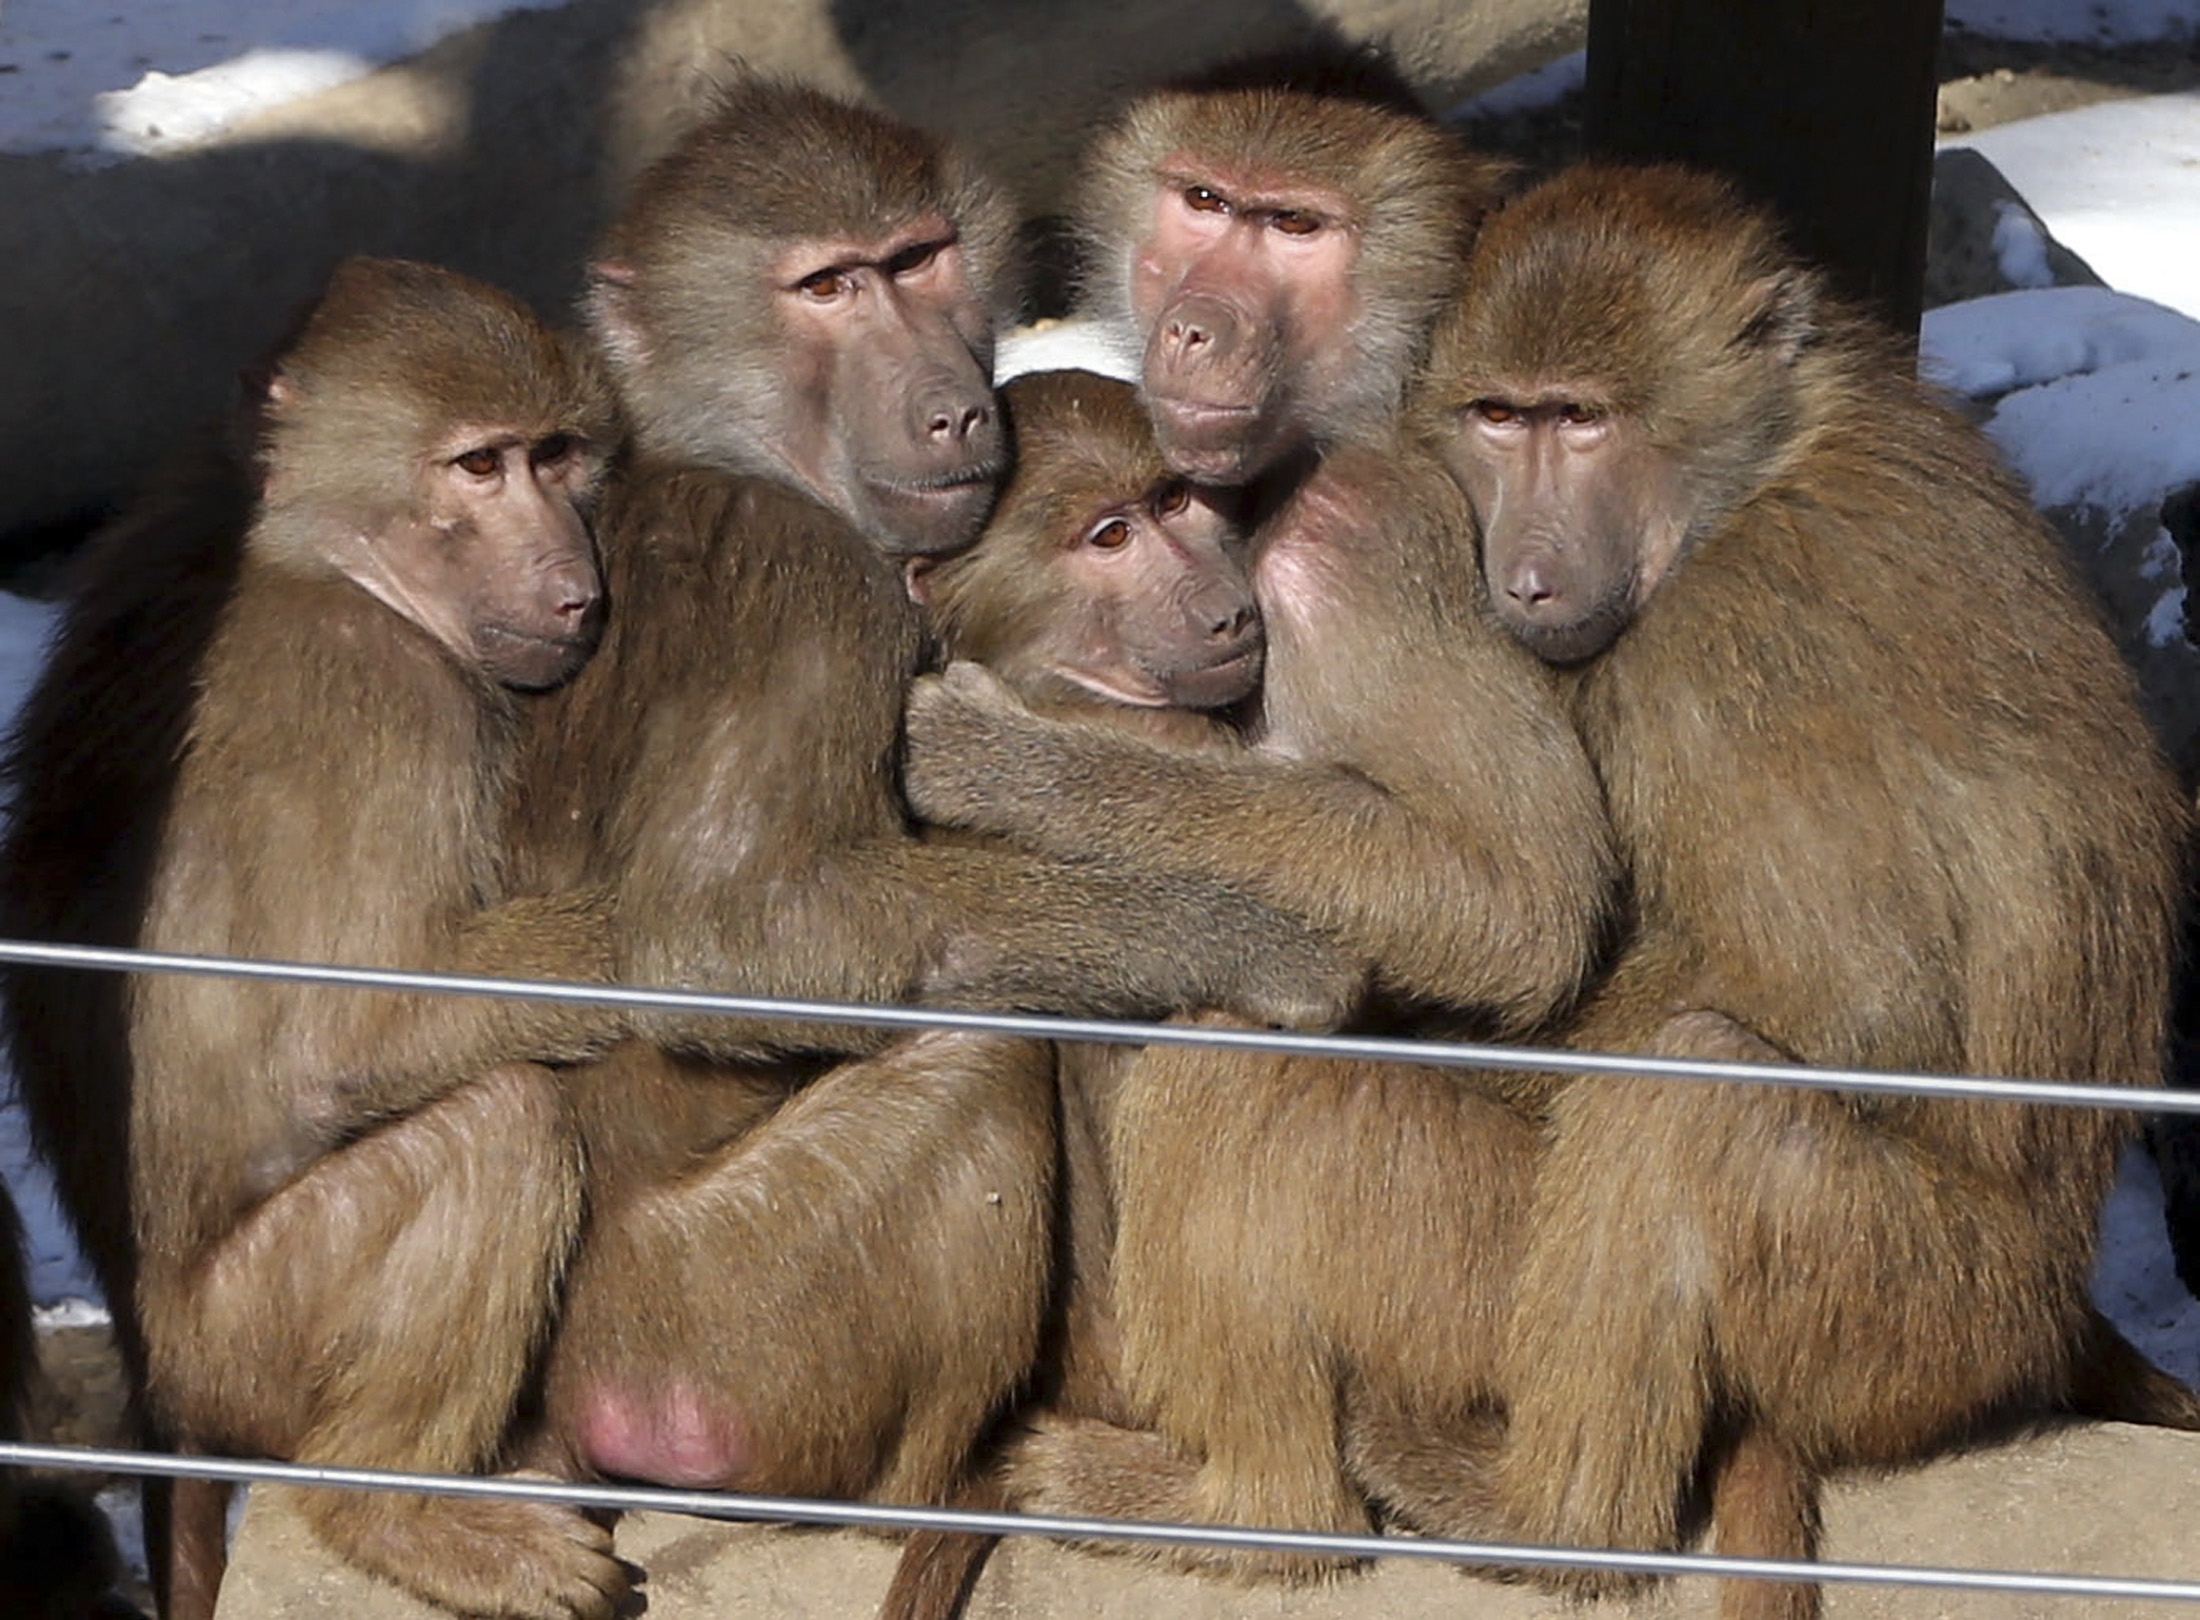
[{"x1": 215, "y1": 1421, "x2": 2200, "y2": 1620}]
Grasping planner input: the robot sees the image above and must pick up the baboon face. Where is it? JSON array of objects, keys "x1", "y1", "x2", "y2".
[
  {"x1": 587, "y1": 78, "x2": 1022, "y2": 561},
  {"x1": 1129, "y1": 161, "x2": 1364, "y2": 485},
  {"x1": 914, "y1": 371, "x2": 1262, "y2": 710},
  {"x1": 357, "y1": 424, "x2": 608, "y2": 691},
  {"x1": 1417, "y1": 164, "x2": 1818, "y2": 664},
  {"x1": 1078, "y1": 84, "x2": 1513, "y2": 485},
  {"x1": 259, "y1": 257, "x2": 616, "y2": 690},
  {"x1": 1428, "y1": 392, "x2": 1691, "y2": 665},
  {"x1": 763, "y1": 216, "x2": 1007, "y2": 558}
]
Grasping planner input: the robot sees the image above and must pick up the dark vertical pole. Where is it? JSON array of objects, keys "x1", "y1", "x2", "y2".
[{"x1": 1583, "y1": 0, "x2": 1946, "y2": 341}]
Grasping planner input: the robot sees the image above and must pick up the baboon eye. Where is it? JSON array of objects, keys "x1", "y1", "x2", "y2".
[
  {"x1": 885, "y1": 239, "x2": 945, "y2": 277},
  {"x1": 796, "y1": 267, "x2": 853, "y2": 300},
  {"x1": 1184, "y1": 185, "x2": 1229, "y2": 215},
  {"x1": 530, "y1": 433, "x2": 576, "y2": 468},
  {"x1": 1085, "y1": 516, "x2": 1133, "y2": 551},
  {"x1": 453, "y1": 447, "x2": 501, "y2": 477},
  {"x1": 1268, "y1": 209, "x2": 1321, "y2": 237},
  {"x1": 1558, "y1": 403, "x2": 1603, "y2": 425},
  {"x1": 1152, "y1": 481, "x2": 1192, "y2": 518},
  {"x1": 1471, "y1": 400, "x2": 1518, "y2": 426}
]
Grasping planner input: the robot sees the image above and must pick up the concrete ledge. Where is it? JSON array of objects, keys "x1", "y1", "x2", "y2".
[{"x1": 215, "y1": 1421, "x2": 2200, "y2": 1619}]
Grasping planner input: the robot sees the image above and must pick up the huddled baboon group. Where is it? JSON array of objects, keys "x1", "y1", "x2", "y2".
[{"x1": 0, "y1": 41, "x2": 2193, "y2": 1620}]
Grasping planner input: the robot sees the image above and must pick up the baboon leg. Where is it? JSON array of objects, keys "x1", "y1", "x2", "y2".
[
  {"x1": 1500, "y1": 1013, "x2": 2102, "y2": 1598},
  {"x1": 155, "y1": 1062, "x2": 613, "y2": 1620},
  {"x1": 2067, "y1": 1305, "x2": 2200, "y2": 1428},
  {"x1": 1108, "y1": 1039, "x2": 1535, "y2": 1581},
  {"x1": 1495, "y1": 1067, "x2": 1753, "y2": 1598},
  {"x1": 549, "y1": 1030, "x2": 1055, "y2": 1503},
  {"x1": 996, "y1": 1414, "x2": 1206, "y2": 1545},
  {"x1": 163, "y1": 1475, "x2": 232, "y2": 1620},
  {"x1": 1705, "y1": 1426, "x2": 1820, "y2": 1620},
  {"x1": 1341, "y1": 1395, "x2": 1505, "y2": 1544},
  {"x1": 1111, "y1": 1045, "x2": 1365, "y2": 1581}
]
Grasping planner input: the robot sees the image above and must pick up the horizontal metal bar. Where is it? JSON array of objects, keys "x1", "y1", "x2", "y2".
[
  {"x1": 0, "y1": 936, "x2": 2193, "y2": 1114},
  {"x1": 4, "y1": 1443, "x2": 2197, "y2": 1603}
]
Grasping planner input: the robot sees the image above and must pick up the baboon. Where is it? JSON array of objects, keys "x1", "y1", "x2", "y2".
[
  {"x1": 884, "y1": 367, "x2": 1551, "y2": 1620},
  {"x1": 1072, "y1": 68, "x2": 1513, "y2": 484},
  {"x1": 902, "y1": 366, "x2": 1276, "y2": 1476},
  {"x1": 899, "y1": 87, "x2": 1613, "y2": 1590},
  {"x1": 1410, "y1": 163, "x2": 2194, "y2": 1618},
  {"x1": 0, "y1": 257, "x2": 631, "y2": 1620},
  {"x1": 508, "y1": 79, "x2": 1358, "y2": 1522},
  {"x1": 909, "y1": 371, "x2": 1265, "y2": 739}
]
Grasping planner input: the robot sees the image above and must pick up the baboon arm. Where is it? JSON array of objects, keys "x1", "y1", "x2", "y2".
[
  {"x1": 904, "y1": 664, "x2": 1608, "y2": 1028},
  {"x1": 135, "y1": 885, "x2": 623, "y2": 1139},
  {"x1": 617, "y1": 833, "x2": 1361, "y2": 1060}
]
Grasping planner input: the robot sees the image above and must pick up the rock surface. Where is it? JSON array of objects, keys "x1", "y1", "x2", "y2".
[{"x1": 212, "y1": 1422, "x2": 2200, "y2": 1619}]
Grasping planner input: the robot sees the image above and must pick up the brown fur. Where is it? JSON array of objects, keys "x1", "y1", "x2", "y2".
[
  {"x1": 901, "y1": 370, "x2": 1612, "y2": 1604},
  {"x1": 894, "y1": 88, "x2": 1599, "y2": 1605},
  {"x1": 888, "y1": 371, "x2": 1273, "y2": 1617},
  {"x1": 0, "y1": 258, "x2": 630, "y2": 1620},
  {"x1": 511, "y1": 91, "x2": 1357, "y2": 1525},
  {"x1": 1412, "y1": 163, "x2": 2193, "y2": 1618}
]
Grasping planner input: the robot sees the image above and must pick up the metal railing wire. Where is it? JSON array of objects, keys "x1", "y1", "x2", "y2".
[
  {"x1": 1, "y1": 935, "x2": 2197, "y2": 1606},
  {"x1": 1, "y1": 937, "x2": 2197, "y2": 1113},
  {"x1": 3, "y1": 1443, "x2": 2200, "y2": 1605}
]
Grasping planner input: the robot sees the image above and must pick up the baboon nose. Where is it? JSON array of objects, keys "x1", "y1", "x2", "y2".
[
  {"x1": 1167, "y1": 316, "x2": 1211, "y2": 354},
  {"x1": 552, "y1": 576, "x2": 601, "y2": 626},
  {"x1": 1211, "y1": 599, "x2": 1256, "y2": 639},
  {"x1": 928, "y1": 401, "x2": 992, "y2": 444},
  {"x1": 1506, "y1": 562, "x2": 1558, "y2": 611}
]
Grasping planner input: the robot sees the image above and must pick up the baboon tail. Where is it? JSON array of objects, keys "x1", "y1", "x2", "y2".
[
  {"x1": 2067, "y1": 1306, "x2": 2200, "y2": 1429},
  {"x1": 877, "y1": 1476, "x2": 1004, "y2": 1620}
]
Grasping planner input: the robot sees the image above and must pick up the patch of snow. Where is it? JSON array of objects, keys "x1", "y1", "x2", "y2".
[
  {"x1": 995, "y1": 320, "x2": 1142, "y2": 387},
  {"x1": 94, "y1": 48, "x2": 378, "y2": 159},
  {"x1": 1946, "y1": 94, "x2": 2200, "y2": 324},
  {"x1": 0, "y1": 0, "x2": 577, "y2": 161},
  {"x1": 2096, "y1": 1142, "x2": 2200, "y2": 1386},
  {"x1": 1989, "y1": 200, "x2": 2057, "y2": 289},
  {"x1": 2145, "y1": 580, "x2": 2191, "y2": 648},
  {"x1": 1922, "y1": 286, "x2": 2200, "y2": 522},
  {"x1": 1946, "y1": 0, "x2": 2198, "y2": 44},
  {"x1": 1445, "y1": 49, "x2": 1586, "y2": 122},
  {"x1": 33, "y1": 1299, "x2": 111, "y2": 1332}
]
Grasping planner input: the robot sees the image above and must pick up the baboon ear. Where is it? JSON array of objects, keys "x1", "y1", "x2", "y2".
[
  {"x1": 585, "y1": 259, "x2": 650, "y2": 369},
  {"x1": 902, "y1": 555, "x2": 938, "y2": 608},
  {"x1": 1737, "y1": 268, "x2": 1819, "y2": 366},
  {"x1": 239, "y1": 363, "x2": 293, "y2": 410}
]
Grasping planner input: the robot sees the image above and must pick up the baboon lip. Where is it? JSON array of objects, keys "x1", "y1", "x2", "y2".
[
  {"x1": 479, "y1": 623, "x2": 601, "y2": 691},
  {"x1": 1149, "y1": 645, "x2": 1263, "y2": 709},
  {"x1": 1501, "y1": 607, "x2": 1626, "y2": 667},
  {"x1": 1149, "y1": 395, "x2": 1258, "y2": 424},
  {"x1": 869, "y1": 464, "x2": 1003, "y2": 497}
]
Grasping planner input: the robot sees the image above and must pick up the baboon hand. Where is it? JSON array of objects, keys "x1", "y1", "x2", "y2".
[{"x1": 903, "y1": 660, "x2": 1052, "y2": 833}]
